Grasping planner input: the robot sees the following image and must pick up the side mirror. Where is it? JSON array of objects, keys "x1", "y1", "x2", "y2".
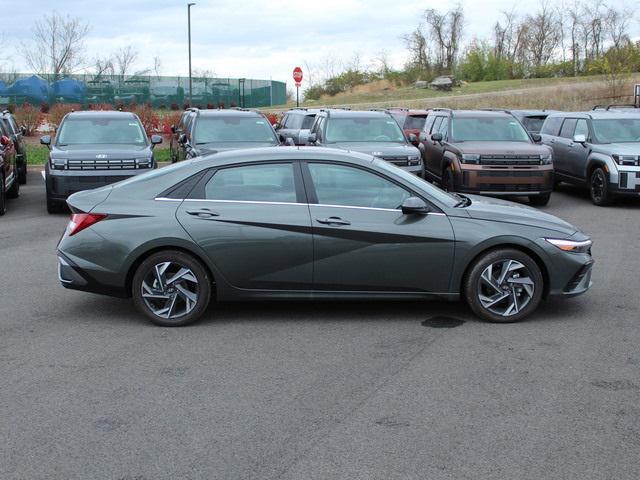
[
  {"x1": 407, "y1": 133, "x2": 418, "y2": 145},
  {"x1": 179, "y1": 133, "x2": 188, "y2": 145},
  {"x1": 40, "y1": 135, "x2": 51, "y2": 146},
  {"x1": 20, "y1": 126, "x2": 27, "y2": 136},
  {"x1": 419, "y1": 132, "x2": 428, "y2": 142},
  {"x1": 150, "y1": 134, "x2": 163, "y2": 145},
  {"x1": 431, "y1": 132, "x2": 443, "y2": 143},
  {"x1": 401, "y1": 196, "x2": 430, "y2": 215},
  {"x1": 303, "y1": 132, "x2": 317, "y2": 145},
  {"x1": 573, "y1": 134, "x2": 587, "y2": 144},
  {"x1": 170, "y1": 125, "x2": 177, "y2": 134},
  {"x1": 0, "y1": 135, "x2": 10, "y2": 147},
  {"x1": 285, "y1": 137, "x2": 295, "y2": 146},
  {"x1": 531, "y1": 133, "x2": 542, "y2": 143}
]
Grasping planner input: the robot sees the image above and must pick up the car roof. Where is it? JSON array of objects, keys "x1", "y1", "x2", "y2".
[
  {"x1": 193, "y1": 146, "x2": 376, "y2": 167},
  {"x1": 444, "y1": 110, "x2": 514, "y2": 118},
  {"x1": 547, "y1": 110, "x2": 640, "y2": 120},
  {"x1": 286, "y1": 108, "x2": 322, "y2": 114},
  {"x1": 196, "y1": 109, "x2": 264, "y2": 117},
  {"x1": 509, "y1": 109, "x2": 556, "y2": 116},
  {"x1": 320, "y1": 109, "x2": 393, "y2": 118},
  {"x1": 387, "y1": 108, "x2": 430, "y2": 115},
  {"x1": 64, "y1": 110, "x2": 138, "y2": 119}
]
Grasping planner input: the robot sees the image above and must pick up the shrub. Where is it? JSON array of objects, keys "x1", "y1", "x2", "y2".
[
  {"x1": 49, "y1": 103, "x2": 81, "y2": 130},
  {"x1": 14, "y1": 103, "x2": 44, "y2": 136},
  {"x1": 88, "y1": 103, "x2": 114, "y2": 111},
  {"x1": 40, "y1": 102, "x2": 50, "y2": 114},
  {"x1": 170, "y1": 102, "x2": 180, "y2": 111},
  {"x1": 128, "y1": 104, "x2": 160, "y2": 136},
  {"x1": 161, "y1": 111, "x2": 182, "y2": 135}
]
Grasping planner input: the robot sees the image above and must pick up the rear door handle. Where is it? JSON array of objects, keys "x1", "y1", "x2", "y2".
[
  {"x1": 316, "y1": 216, "x2": 350, "y2": 226},
  {"x1": 186, "y1": 208, "x2": 219, "y2": 218}
]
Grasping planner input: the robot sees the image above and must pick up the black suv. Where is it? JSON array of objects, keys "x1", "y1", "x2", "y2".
[
  {"x1": 508, "y1": 110, "x2": 556, "y2": 135},
  {"x1": 307, "y1": 109, "x2": 423, "y2": 175},
  {"x1": 275, "y1": 108, "x2": 320, "y2": 145},
  {"x1": 540, "y1": 107, "x2": 640, "y2": 205},
  {"x1": 0, "y1": 110, "x2": 28, "y2": 184},
  {"x1": 41, "y1": 110, "x2": 162, "y2": 213},
  {"x1": 172, "y1": 108, "x2": 281, "y2": 161}
]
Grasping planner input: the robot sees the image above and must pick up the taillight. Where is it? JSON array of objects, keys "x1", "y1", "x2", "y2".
[{"x1": 67, "y1": 213, "x2": 107, "y2": 236}]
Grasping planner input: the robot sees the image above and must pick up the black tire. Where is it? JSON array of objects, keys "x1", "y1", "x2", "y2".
[
  {"x1": 46, "y1": 197, "x2": 64, "y2": 214},
  {"x1": 464, "y1": 248, "x2": 544, "y2": 323},
  {"x1": 132, "y1": 250, "x2": 212, "y2": 327},
  {"x1": 6, "y1": 171, "x2": 19, "y2": 199},
  {"x1": 0, "y1": 174, "x2": 6, "y2": 216},
  {"x1": 442, "y1": 165, "x2": 455, "y2": 192},
  {"x1": 589, "y1": 167, "x2": 613, "y2": 206},
  {"x1": 529, "y1": 193, "x2": 550, "y2": 206},
  {"x1": 18, "y1": 162, "x2": 27, "y2": 184}
]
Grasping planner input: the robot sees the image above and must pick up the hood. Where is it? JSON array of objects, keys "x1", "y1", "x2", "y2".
[
  {"x1": 454, "y1": 141, "x2": 550, "y2": 155},
  {"x1": 51, "y1": 144, "x2": 151, "y2": 160},
  {"x1": 462, "y1": 194, "x2": 577, "y2": 235},
  {"x1": 196, "y1": 142, "x2": 278, "y2": 155},
  {"x1": 330, "y1": 142, "x2": 420, "y2": 157},
  {"x1": 600, "y1": 143, "x2": 640, "y2": 155}
]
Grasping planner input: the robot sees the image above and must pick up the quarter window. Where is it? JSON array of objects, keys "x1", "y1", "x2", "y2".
[
  {"x1": 308, "y1": 163, "x2": 410, "y2": 209},
  {"x1": 204, "y1": 163, "x2": 297, "y2": 203},
  {"x1": 540, "y1": 117, "x2": 563, "y2": 136}
]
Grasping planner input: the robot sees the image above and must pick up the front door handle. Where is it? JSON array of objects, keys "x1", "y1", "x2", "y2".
[
  {"x1": 316, "y1": 216, "x2": 350, "y2": 226},
  {"x1": 186, "y1": 208, "x2": 219, "y2": 218}
]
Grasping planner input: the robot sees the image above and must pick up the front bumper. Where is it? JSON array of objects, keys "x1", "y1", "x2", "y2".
[
  {"x1": 455, "y1": 163, "x2": 554, "y2": 195},
  {"x1": 46, "y1": 167, "x2": 149, "y2": 200},
  {"x1": 612, "y1": 169, "x2": 640, "y2": 196}
]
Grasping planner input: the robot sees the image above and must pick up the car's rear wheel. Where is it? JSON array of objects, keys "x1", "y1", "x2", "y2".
[
  {"x1": 0, "y1": 174, "x2": 6, "y2": 216},
  {"x1": 132, "y1": 250, "x2": 211, "y2": 327},
  {"x1": 18, "y1": 161, "x2": 27, "y2": 184},
  {"x1": 590, "y1": 167, "x2": 613, "y2": 206},
  {"x1": 529, "y1": 193, "x2": 550, "y2": 206},
  {"x1": 464, "y1": 249, "x2": 544, "y2": 323}
]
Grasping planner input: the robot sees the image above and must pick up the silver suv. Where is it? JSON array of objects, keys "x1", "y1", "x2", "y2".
[{"x1": 540, "y1": 107, "x2": 640, "y2": 206}]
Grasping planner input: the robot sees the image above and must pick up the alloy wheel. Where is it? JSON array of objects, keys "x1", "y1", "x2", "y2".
[
  {"x1": 477, "y1": 259, "x2": 535, "y2": 317},
  {"x1": 591, "y1": 170, "x2": 605, "y2": 203},
  {"x1": 141, "y1": 262, "x2": 199, "y2": 319}
]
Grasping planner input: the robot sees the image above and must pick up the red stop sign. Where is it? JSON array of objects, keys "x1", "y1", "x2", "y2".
[{"x1": 293, "y1": 67, "x2": 303, "y2": 84}]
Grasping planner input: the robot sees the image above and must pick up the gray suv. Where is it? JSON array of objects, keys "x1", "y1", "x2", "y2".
[
  {"x1": 42, "y1": 111, "x2": 162, "y2": 213},
  {"x1": 540, "y1": 108, "x2": 640, "y2": 206},
  {"x1": 307, "y1": 109, "x2": 423, "y2": 175},
  {"x1": 276, "y1": 108, "x2": 320, "y2": 145}
]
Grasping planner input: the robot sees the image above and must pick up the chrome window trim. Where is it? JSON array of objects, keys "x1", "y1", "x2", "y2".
[{"x1": 154, "y1": 197, "x2": 446, "y2": 215}]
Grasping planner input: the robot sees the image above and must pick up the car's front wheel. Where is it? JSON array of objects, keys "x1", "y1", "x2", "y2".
[
  {"x1": 132, "y1": 250, "x2": 212, "y2": 327},
  {"x1": 464, "y1": 249, "x2": 544, "y2": 323},
  {"x1": 529, "y1": 193, "x2": 550, "y2": 206},
  {"x1": 590, "y1": 167, "x2": 613, "y2": 206},
  {"x1": 0, "y1": 173, "x2": 6, "y2": 216}
]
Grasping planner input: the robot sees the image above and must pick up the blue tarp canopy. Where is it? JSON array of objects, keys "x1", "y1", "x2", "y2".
[
  {"x1": 52, "y1": 77, "x2": 86, "y2": 102},
  {"x1": 10, "y1": 75, "x2": 50, "y2": 103}
]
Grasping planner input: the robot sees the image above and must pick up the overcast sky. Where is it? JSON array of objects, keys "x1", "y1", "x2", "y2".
[{"x1": 3, "y1": 0, "x2": 638, "y2": 86}]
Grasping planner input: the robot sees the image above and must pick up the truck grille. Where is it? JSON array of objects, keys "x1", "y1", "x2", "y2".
[
  {"x1": 480, "y1": 183, "x2": 543, "y2": 192},
  {"x1": 67, "y1": 159, "x2": 137, "y2": 170},
  {"x1": 477, "y1": 170, "x2": 544, "y2": 178},
  {"x1": 379, "y1": 156, "x2": 419, "y2": 167},
  {"x1": 480, "y1": 155, "x2": 541, "y2": 166}
]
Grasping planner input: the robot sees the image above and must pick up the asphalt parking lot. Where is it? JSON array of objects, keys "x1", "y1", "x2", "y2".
[{"x1": 1, "y1": 171, "x2": 639, "y2": 480}]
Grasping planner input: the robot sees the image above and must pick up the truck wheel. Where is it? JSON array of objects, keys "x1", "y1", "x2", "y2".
[
  {"x1": 529, "y1": 193, "x2": 550, "y2": 206},
  {"x1": 0, "y1": 174, "x2": 6, "y2": 216},
  {"x1": 18, "y1": 162, "x2": 27, "y2": 184},
  {"x1": 6, "y1": 172, "x2": 19, "y2": 199},
  {"x1": 590, "y1": 168, "x2": 613, "y2": 206}
]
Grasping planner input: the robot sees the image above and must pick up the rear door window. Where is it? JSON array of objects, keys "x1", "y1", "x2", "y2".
[{"x1": 204, "y1": 163, "x2": 297, "y2": 203}]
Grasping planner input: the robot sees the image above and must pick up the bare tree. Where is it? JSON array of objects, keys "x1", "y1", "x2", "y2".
[
  {"x1": 402, "y1": 26, "x2": 431, "y2": 71},
  {"x1": 114, "y1": 45, "x2": 138, "y2": 80},
  {"x1": 424, "y1": 4, "x2": 464, "y2": 72},
  {"x1": 524, "y1": 2, "x2": 561, "y2": 69},
  {"x1": 605, "y1": 5, "x2": 631, "y2": 49},
  {"x1": 20, "y1": 12, "x2": 90, "y2": 79},
  {"x1": 93, "y1": 55, "x2": 114, "y2": 78}
]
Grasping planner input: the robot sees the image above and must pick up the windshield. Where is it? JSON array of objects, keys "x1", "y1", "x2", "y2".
[
  {"x1": 591, "y1": 118, "x2": 640, "y2": 143},
  {"x1": 521, "y1": 116, "x2": 546, "y2": 133},
  {"x1": 451, "y1": 117, "x2": 531, "y2": 142},
  {"x1": 326, "y1": 117, "x2": 406, "y2": 143},
  {"x1": 405, "y1": 115, "x2": 427, "y2": 130},
  {"x1": 373, "y1": 158, "x2": 459, "y2": 208},
  {"x1": 57, "y1": 118, "x2": 146, "y2": 145},
  {"x1": 195, "y1": 116, "x2": 277, "y2": 144}
]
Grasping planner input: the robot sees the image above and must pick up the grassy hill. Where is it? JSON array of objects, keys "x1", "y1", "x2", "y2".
[{"x1": 268, "y1": 74, "x2": 640, "y2": 111}]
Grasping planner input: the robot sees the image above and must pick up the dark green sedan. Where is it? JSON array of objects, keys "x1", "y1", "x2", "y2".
[{"x1": 57, "y1": 147, "x2": 593, "y2": 326}]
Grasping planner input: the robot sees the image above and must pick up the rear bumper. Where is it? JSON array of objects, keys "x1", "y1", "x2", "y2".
[
  {"x1": 455, "y1": 164, "x2": 554, "y2": 195},
  {"x1": 57, "y1": 250, "x2": 128, "y2": 298}
]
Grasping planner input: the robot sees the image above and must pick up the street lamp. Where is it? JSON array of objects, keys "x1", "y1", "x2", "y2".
[{"x1": 188, "y1": 3, "x2": 196, "y2": 106}]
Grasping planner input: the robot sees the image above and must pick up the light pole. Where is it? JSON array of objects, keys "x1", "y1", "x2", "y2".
[{"x1": 188, "y1": 3, "x2": 196, "y2": 106}]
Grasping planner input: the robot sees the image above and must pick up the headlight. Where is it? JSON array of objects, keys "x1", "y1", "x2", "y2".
[
  {"x1": 611, "y1": 154, "x2": 639, "y2": 166},
  {"x1": 136, "y1": 158, "x2": 152, "y2": 168},
  {"x1": 460, "y1": 153, "x2": 480, "y2": 164},
  {"x1": 545, "y1": 238, "x2": 592, "y2": 253},
  {"x1": 540, "y1": 153, "x2": 552, "y2": 164},
  {"x1": 50, "y1": 157, "x2": 67, "y2": 170},
  {"x1": 408, "y1": 155, "x2": 420, "y2": 161}
]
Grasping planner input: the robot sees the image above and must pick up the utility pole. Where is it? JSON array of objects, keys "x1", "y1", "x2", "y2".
[{"x1": 188, "y1": 3, "x2": 196, "y2": 106}]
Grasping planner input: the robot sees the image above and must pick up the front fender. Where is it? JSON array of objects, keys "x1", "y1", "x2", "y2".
[{"x1": 586, "y1": 152, "x2": 618, "y2": 183}]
